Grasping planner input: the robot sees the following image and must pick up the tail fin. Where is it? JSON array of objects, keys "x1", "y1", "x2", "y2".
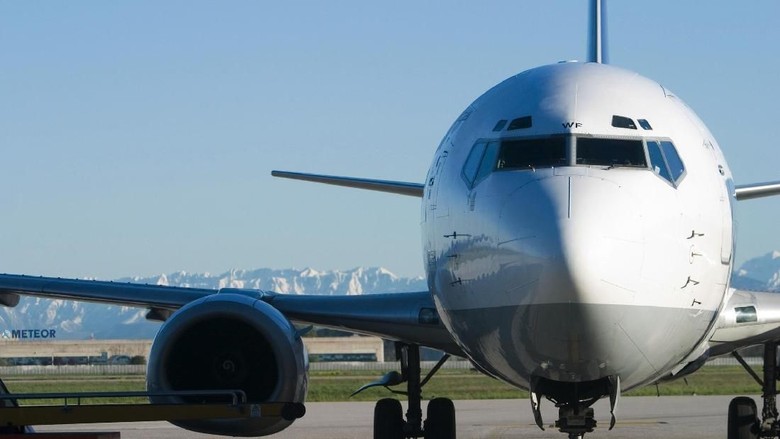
[{"x1": 588, "y1": 0, "x2": 608, "y2": 63}]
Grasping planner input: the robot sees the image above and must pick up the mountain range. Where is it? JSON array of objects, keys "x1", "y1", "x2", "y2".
[
  {"x1": 1, "y1": 252, "x2": 778, "y2": 340},
  {"x1": 732, "y1": 251, "x2": 780, "y2": 292},
  {"x1": 0, "y1": 267, "x2": 426, "y2": 340}
]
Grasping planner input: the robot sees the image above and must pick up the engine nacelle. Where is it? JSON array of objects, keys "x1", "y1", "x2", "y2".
[{"x1": 147, "y1": 293, "x2": 308, "y2": 436}]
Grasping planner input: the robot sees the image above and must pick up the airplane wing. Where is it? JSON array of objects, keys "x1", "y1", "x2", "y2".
[
  {"x1": 708, "y1": 288, "x2": 780, "y2": 357},
  {"x1": 271, "y1": 170, "x2": 425, "y2": 197},
  {"x1": 0, "y1": 273, "x2": 213, "y2": 309},
  {"x1": 0, "y1": 273, "x2": 463, "y2": 356}
]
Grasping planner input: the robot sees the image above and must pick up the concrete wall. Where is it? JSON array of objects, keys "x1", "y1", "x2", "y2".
[{"x1": 0, "y1": 340, "x2": 151, "y2": 358}]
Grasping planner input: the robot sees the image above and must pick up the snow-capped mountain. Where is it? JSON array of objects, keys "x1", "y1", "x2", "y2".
[
  {"x1": 732, "y1": 251, "x2": 780, "y2": 292},
  {"x1": 117, "y1": 266, "x2": 425, "y2": 296},
  {"x1": 0, "y1": 267, "x2": 426, "y2": 340},
  {"x1": 3, "y1": 253, "x2": 780, "y2": 341}
]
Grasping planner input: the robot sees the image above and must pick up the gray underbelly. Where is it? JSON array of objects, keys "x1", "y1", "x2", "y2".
[{"x1": 446, "y1": 303, "x2": 715, "y2": 390}]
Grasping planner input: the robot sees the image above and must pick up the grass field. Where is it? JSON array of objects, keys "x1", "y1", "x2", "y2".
[{"x1": 1, "y1": 366, "x2": 764, "y2": 406}]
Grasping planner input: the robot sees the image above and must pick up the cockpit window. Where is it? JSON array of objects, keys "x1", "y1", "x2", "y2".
[
  {"x1": 638, "y1": 119, "x2": 653, "y2": 130},
  {"x1": 496, "y1": 137, "x2": 566, "y2": 170},
  {"x1": 611, "y1": 115, "x2": 637, "y2": 130},
  {"x1": 462, "y1": 141, "x2": 487, "y2": 187},
  {"x1": 507, "y1": 116, "x2": 532, "y2": 131},
  {"x1": 575, "y1": 138, "x2": 646, "y2": 168},
  {"x1": 462, "y1": 140, "x2": 508, "y2": 188},
  {"x1": 660, "y1": 141, "x2": 685, "y2": 181},
  {"x1": 646, "y1": 140, "x2": 673, "y2": 182},
  {"x1": 461, "y1": 134, "x2": 686, "y2": 190},
  {"x1": 492, "y1": 120, "x2": 507, "y2": 132},
  {"x1": 476, "y1": 141, "x2": 500, "y2": 183},
  {"x1": 646, "y1": 140, "x2": 685, "y2": 185}
]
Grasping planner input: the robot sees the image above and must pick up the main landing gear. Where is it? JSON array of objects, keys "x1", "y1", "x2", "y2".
[
  {"x1": 730, "y1": 342, "x2": 780, "y2": 439},
  {"x1": 353, "y1": 343, "x2": 455, "y2": 439}
]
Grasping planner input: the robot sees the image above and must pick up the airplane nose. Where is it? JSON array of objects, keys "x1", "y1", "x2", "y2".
[
  {"x1": 496, "y1": 173, "x2": 648, "y2": 382},
  {"x1": 499, "y1": 174, "x2": 645, "y2": 306}
]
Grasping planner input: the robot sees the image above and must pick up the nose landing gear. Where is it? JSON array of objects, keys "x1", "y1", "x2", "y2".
[
  {"x1": 556, "y1": 405, "x2": 596, "y2": 439},
  {"x1": 530, "y1": 374, "x2": 620, "y2": 439}
]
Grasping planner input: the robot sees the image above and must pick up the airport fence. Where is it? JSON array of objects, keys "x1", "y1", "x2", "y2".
[
  {"x1": 309, "y1": 360, "x2": 474, "y2": 371},
  {"x1": 0, "y1": 357, "x2": 759, "y2": 376},
  {"x1": 310, "y1": 357, "x2": 761, "y2": 370},
  {"x1": 0, "y1": 364, "x2": 145, "y2": 376},
  {"x1": 706, "y1": 356, "x2": 761, "y2": 366}
]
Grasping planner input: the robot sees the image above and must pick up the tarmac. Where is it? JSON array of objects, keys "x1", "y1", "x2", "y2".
[{"x1": 35, "y1": 395, "x2": 750, "y2": 438}]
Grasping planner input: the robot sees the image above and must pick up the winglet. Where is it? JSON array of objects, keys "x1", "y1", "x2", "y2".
[
  {"x1": 588, "y1": 0, "x2": 608, "y2": 64},
  {"x1": 272, "y1": 170, "x2": 424, "y2": 198}
]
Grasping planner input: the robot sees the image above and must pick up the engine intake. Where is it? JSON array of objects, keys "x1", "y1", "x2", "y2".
[{"x1": 147, "y1": 293, "x2": 308, "y2": 436}]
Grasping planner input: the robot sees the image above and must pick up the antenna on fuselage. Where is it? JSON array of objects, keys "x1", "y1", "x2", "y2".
[{"x1": 588, "y1": 0, "x2": 608, "y2": 63}]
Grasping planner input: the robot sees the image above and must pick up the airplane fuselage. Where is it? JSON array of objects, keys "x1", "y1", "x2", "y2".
[{"x1": 422, "y1": 62, "x2": 735, "y2": 393}]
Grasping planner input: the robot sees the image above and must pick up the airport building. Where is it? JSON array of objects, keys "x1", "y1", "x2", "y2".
[{"x1": 0, "y1": 336, "x2": 384, "y2": 365}]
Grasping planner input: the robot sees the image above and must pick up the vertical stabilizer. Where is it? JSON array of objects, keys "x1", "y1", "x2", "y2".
[{"x1": 588, "y1": 0, "x2": 608, "y2": 63}]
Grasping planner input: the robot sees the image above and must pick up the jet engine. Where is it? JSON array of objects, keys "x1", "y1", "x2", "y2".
[{"x1": 146, "y1": 293, "x2": 308, "y2": 436}]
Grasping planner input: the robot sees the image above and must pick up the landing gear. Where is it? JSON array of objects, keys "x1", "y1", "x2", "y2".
[
  {"x1": 556, "y1": 405, "x2": 596, "y2": 439},
  {"x1": 728, "y1": 397, "x2": 758, "y2": 439},
  {"x1": 374, "y1": 398, "x2": 404, "y2": 439},
  {"x1": 359, "y1": 343, "x2": 455, "y2": 439},
  {"x1": 530, "y1": 375, "x2": 620, "y2": 439},
  {"x1": 731, "y1": 342, "x2": 779, "y2": 438},
  {"x1": 425, "y1": 398, "x2": 456, "y2": 439}
]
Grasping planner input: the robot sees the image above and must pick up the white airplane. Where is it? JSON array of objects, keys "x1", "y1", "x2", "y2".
[{"x1": 3, "y1": 1, "x2": 780, "y2": 438}]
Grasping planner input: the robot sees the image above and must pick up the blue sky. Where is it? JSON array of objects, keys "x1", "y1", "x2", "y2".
[{"x1": 2, "y1": 1, "x2": 779, "y2": 279}]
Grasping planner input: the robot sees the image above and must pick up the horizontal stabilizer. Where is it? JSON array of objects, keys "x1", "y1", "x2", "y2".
[
  {"x1": 271, "y1": 170, "x2": 424, "y2": 198},
  {"x1": 735, "y1": 181, "x2": 780, "y2": 201}
]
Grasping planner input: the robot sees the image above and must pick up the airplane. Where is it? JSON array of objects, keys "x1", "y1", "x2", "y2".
[{"x1": 3, "y1": 1, "x2": 780, "y2": 438}]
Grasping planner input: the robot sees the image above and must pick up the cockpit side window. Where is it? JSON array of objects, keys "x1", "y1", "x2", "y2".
[
  {"x1": 496, "y1": 137, "x2": 567, "y2": 170},
  {"x1": 462, "y1": 141, "x2": 487, "y2": 187},
  {"x1": 462, "y1": 141, "x2": 502, "y2": 188},
  {"x1": 645, "y1": 140, "x2": 686, "y2": 186},
  {"x1": 646, "y1": 140, "x2": 673, "y2": 182},
  {"x1": 575, "y1": 138, "x2": 647, "y2": 168},
  {"x1": 660, "y1": 141, "x2": 685, "y2": 182},
  {"x1": 475, "y1": 141, "x2": 500, "y2": 183}
]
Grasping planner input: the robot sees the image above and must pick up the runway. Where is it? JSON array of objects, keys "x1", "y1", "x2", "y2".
[{"x1": 36, "y1": 395, "x2": 746, "y2": 438}]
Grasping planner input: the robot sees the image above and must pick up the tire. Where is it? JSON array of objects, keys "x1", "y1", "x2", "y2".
[
  {"x1": 728, "y1": 396, "x2": 758, "y2": 439},
  {"x1": 374, "y1": 398, "x2": 404, "y2": 439},
  {"x1": 424, "y1": 397, "x2": 456, "y2": 439}
]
